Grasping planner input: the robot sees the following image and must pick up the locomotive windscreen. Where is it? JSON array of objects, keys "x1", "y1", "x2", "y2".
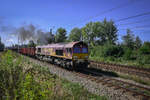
[
  {"x1": 82, "y1": 47, "x2": 88, "y2": 53},
  {"x1": 73, "y1": 47, "x2": 81, "y2": 53},
  {"x1": 73, "y1": 47, "x2": 88, "y2": 53}
]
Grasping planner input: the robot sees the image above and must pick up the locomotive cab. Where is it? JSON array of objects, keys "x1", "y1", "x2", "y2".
[{"x1": 72, "y1": 42, "x2": 89, "y2": 69}]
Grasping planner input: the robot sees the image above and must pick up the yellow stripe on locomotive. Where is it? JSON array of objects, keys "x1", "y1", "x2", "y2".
[{"x1": 73, "y1": 53, "x2": 88, "y2": 60}]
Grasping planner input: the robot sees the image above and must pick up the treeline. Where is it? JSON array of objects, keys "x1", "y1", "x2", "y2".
[{"x1": 36, "y1": 19, "x2": 118, "y2": 45}]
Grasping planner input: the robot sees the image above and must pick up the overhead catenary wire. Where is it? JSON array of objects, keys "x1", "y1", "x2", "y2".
[
  {"x1": 116, "y1": 13, "x2": 150, "y2": 30},
  {"x1": 68, "y1": 11, "x2": 150, "y2": 31},
  {"x1": 67, "y1": 0, "x2": 139, "y2": 28},
  {"x1": 117, "y1": 18, "x2": 150, "y2": 26},
  {"x1": 105, "y1": 12, "x2": 150, "y2": 31},
  {"x1": 116, "y1": 11, "x2": 150, "y2": 22},
  {"x1": 64, "y1": 0, "x2": 150, "y2": 35},
  {"x1": 118, "y1": 24, "x2": 150, "y2": 30},
  {"x1": 116, "y1": 18, "x2": 150, "y2": 30}
]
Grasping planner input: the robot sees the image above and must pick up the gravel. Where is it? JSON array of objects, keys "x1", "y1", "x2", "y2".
[{"x1": 25, "y1": 56, "x2": 143, "y2": 100}]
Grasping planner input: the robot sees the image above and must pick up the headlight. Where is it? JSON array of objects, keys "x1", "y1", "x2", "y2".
[
  {"x1": 73, "y1": 56, "x2": 78, "y2": 59},
  {"x1": 85, "y1": 56, "x2": 88, "y2": 59}
]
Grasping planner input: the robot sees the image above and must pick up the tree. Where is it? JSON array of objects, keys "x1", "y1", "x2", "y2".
[
  {"x1": 82, "y1": 19, "x2": 118, "y2": 47},
  {"x1": 122, "y1": 29, "x2": 135, "y2": 49},
  {"x1": 139, "y1": 42, "x2": 150, "y2": 55},
  {"x1": 138, "y1": 42, "x2": 150, "y2": 64},
  {"x1": 134, "y1": 36, "x2": 142, "y2": 49},
  {"x1": 99, "y1": 18, "x2": 118, "y2": 44},
  {"x1": 68, "y1": 28, "x2": 82, "y2": 42},
  {"x1": 55, "y1": 28, "x2": 67, "y2": 43},
  {"x1": 82, "y1": 22, "x2": 101, "y2": 46}
]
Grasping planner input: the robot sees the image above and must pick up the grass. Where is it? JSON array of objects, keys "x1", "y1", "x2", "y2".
[{"x1": 0, "y1": 50, "x2": 107, "y2": 100}]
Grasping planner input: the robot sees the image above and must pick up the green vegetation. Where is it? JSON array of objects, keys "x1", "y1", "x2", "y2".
[
  {"x1": 55, "y1": 27, "x2": 67, "y2": 43},
  {"x1": 89, "y1": 29, "x2": 150, "y2": 68},
  {"x1": 68, "y1": 27, "x2": 82, "y2": 42},
  {"x1": 90, "y1": 44, "x2": 150, "y2": 68},
  {"x1": 0, "y1": 51, "x2": 107, "y2": 100},
  {"x1": 81, "y1": 19, "x2": 117, "y2": 46},
  {"x1": 28, "y1": 40, "x2": 36, "y2": 47}
]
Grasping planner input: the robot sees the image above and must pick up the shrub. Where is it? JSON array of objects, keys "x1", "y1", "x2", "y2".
[
  {"x1": 103, "y1": 44, "x2": 124, "y2": 57},
  {"x1": 137, "y1": 55, "x2": 150, "y2": 65},
  {"x1": 139, "y1": 42, "x2": 150, "y2": 55},
  {"x1": 90, "y1": 44, "x2": 124, "y2": 59},
  {"x1": 106, "y1": 56, "x2": 115, "y2": 62},
  {"x1": 0, "y1": 50, "x2": 24, "y2": 100},
  {"x1": 143, "y1": 55, "x2": 150, "y2": 64},
  {"x1": 90, "y1": 46, "x2": 103, "y2": 57},
  {"x1": 18, "y1": 73, "x2": 49, "y2": 100},
  {"x1": 123, "y1": 48, "x2": 133, "y2": 60}
]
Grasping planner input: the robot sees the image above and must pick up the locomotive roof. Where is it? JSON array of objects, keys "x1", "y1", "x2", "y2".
[{"x1": 36, "y1": 41, "x2": 85, "y2": 48}]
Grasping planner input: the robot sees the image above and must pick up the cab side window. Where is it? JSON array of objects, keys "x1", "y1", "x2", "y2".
[
  {"x1": 69, "y1": 48, "x2": 72, "y2": 54},
  {"x1": 56, "y1": 50, "x2": 63, "y2": 56},
  {"x1": 66, "y1": 48, "x2": 72, "y2": 54}
]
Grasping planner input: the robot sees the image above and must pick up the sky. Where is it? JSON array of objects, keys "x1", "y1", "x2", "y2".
[{"x1": 0, "y1": 0, "x2": 150, "y2": 46}]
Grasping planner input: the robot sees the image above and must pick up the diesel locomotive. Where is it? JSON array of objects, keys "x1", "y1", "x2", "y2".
[{"x1": 19, "y1": 41, "x2": 89, "y2": 70}]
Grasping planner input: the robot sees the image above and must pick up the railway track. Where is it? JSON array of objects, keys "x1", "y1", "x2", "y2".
[
  {"x1": 32, "y1": 58, "x2": 150, "y2": 100},
  {"x1": 76, "y1": 69, "x2": 150, "y2": 100},
  {"x1": 20, "y1": 53, "x2": 150, "y2": 100},
  {"x1": 90, "y1": 60, "x2": 150, "y2": 79}
]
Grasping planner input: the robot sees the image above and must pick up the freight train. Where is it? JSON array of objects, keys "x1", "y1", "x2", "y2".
[{"x1": 19, "y1": 41, "x2": 89, "y2": 70}]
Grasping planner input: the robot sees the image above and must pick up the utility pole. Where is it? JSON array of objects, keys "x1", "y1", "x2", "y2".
[
  {"x1": 18, "y1": 35, "x2": 19, "y2": 52},
  {"x1": 50, "y1": 26, "x2": 55, "y2": 43}
]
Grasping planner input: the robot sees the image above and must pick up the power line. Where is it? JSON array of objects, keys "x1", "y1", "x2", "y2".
[
  {"x1": 116, "y1": 11, "x2": 150, "y2": 22},
  {"x1": 65, "y1": 0, "x2": 150, "y2": 34},
  {"x1": 67, "y1": 0, "x2": 138, "y2": 28},
  {"x1": 119, "y1": 24, "x2": 150, "y2": 30},
  {"x1": 119, "y1": 28, "x2": 150, "y2": 30},
  {"x1": 117, "y1": 18, "x2": 150, "y2": 26},
  {"x1": 84, "y1": 0, "x2": 137, "y2": 20},
  {"x1": 135, "y1": 24, "x2": 150, "y2": 28}
]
